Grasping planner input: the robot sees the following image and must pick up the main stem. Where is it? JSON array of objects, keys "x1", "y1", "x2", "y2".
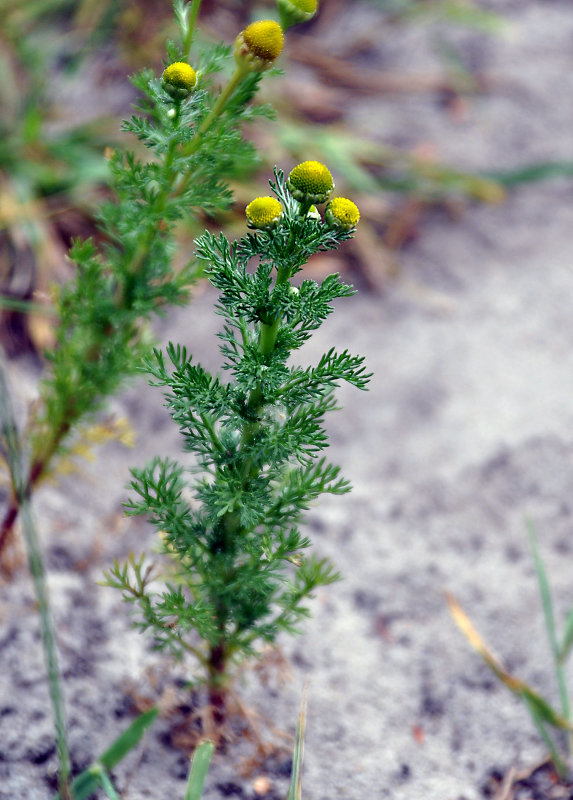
[
  {"x1": 207, "y1": 641, "x2": 228, "y2": 730},
  {"x1": 204, "y1": 265, "x2": 290, "y2": 729}
]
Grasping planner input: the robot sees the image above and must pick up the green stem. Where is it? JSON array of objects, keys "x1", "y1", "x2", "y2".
[
  {"x1": 0, "y1": 295, "x2": 58, "y2": 316},
  {"x1": 170, "y1": 64, "x2": 250, "y2": 204},
  {"x1": 182, "y1": 63, "x2": 249, "y2": 159},
  {"x1": 296, "y1": 199, "x2": 314, "y2": 218},
  {"x1": 199, "y1": 412, "x2": 223, "y2": 454},
  {"x1": 125, "y1": 107, "x2": 182, "y2": 281},
  {"x1": 245, "y1": 266, "x2": 291, "y2": 414},
  {"x1": 182, "y1": 0, "x2": 203, "y2": 60},
  {"x1": 203, "y1": 265, "x2": 292, "y2": 705},
  {"x1": 180, "y1": 638, "x2": 209, "y2": 667}
]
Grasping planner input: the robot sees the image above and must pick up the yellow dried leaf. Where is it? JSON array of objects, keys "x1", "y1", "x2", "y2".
[{"x1": 446, "y1": 591, "x2": 522, "y2": 691}]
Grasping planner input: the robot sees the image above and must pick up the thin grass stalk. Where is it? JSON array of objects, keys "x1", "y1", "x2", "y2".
[
  {"x1": 0, "y1": 358, "x2": 71, "y2": 799},
  {"x1": 524, "y1": 695, "x2": 568, "y2": 779},
  {"x1": 97, "y1": 769, "x2": 121, "y2": 800},
  {"x1": 527, "y1": 520, "x2": 573, "y2": 758},
  {"x1": 287, "y1": 688, "x2": 308, "y2": 800}
]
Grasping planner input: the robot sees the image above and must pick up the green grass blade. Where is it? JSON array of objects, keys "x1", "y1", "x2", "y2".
[
  {"x1": 448, "y1": 591, "x2": 571, "y2": 730},
  {"x1": 54, "y1": 767, "x2": 100, "y2": 800},
  {"x1": 523, "y1": 695, "x2": 568, "y2": 779},
  {"x1": 53, "y1": 709, "x2": 158, "y2": 800},
  {"x1": 98, "y1": 708, "x2": 158, "y2": 770},
  {"x1": 184, "y1": 741, "x2": 215, "y2": 800},
  {"x1": 559, "y1": 608, "x2": 573, "y2": 664},
  {"x1": 488, "y1": 161, "x2": 573, "y2": 187},
  {"x1": 287, "y1": 689, "x2": 308, "y2": 800},
  {"x1": 527, "y1": 520, "x2": 571, "y2": 723},
  {"x1": 528, "y1": 521, "x2": 559, "y2": 662},
  {"x1": 519, "y1": 685, "x2": 572, "y2": 731}
]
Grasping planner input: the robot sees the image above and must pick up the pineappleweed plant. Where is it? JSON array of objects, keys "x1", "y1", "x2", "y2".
[
  {"x1": 105, "y1": 161, "x2": 370, "y2": 734},
  {"x1": 1, "y1": 1, "x2": 323, "y2": 795}
]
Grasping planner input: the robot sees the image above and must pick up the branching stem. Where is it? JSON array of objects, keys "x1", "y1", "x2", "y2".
[{"x1": 0, "y1": 56, "x2": 251, "y2": 561}]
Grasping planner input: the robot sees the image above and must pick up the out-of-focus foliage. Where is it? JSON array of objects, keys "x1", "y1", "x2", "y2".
[{"x1": 0, "y1": 0, "x2": 129, "y2": 354}]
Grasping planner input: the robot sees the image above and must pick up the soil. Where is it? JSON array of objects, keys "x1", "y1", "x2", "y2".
[{"x1": 3, "y1": 1, "x2": 573, "y2": 799}]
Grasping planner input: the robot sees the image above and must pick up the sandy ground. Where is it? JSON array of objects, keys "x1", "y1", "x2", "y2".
[{"x1": 3, "y1": 1, "x2": 573, "y2": 798}]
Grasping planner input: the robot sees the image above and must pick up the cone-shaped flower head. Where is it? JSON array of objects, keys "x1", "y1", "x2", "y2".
[
  {"x1": 277, "y1": 0, "x2": 318, "y2": 28},
  {"x1": 287, "y1": 160, "x2": 334, "y2": 205},
  {"x1": 325, "y1": 197, "x2": 360, "y2": 231},
  {"x1": 235, "y1": 20, "x2": 284, "y2": 72},
  {"x1": 246, "y1": 196, "x2": 283, "y2": 229},
  {"x1": 162, "y1": 62, "x2": 197, "y2": 100}
]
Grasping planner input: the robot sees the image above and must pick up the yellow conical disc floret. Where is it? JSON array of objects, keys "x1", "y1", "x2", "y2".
[
  {"x1": 277, "y1": 0, "x2": 318, "y2": 29},
  {"x1": 325, "y1": 197, "x2": 360, "y2": 231},
  {"x1": 287, "y1": 161, "x2": 334, "y2": 205},
  {"x1": 162, "y1": 62, "x2": 197, "y2": 99},
  {"x1": 246, "y1": 196, "x2": 283, "y2": 229},
  {"x1": 235, "y1": 20, "x2": 284, "y2": 72},
  {"x1": 244, "y1": 20, "x2": 284, "y2": 60}
]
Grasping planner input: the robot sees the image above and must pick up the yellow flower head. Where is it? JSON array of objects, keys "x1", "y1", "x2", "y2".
[
  {"x1": 246, "y1": 196, "x2": 283, "y2": 229},
  {"x1": 287, "y1": 161, "x2": 334, "y2": 205},
  {"x1": 235, "y1": 20, "x2": 284, "y2": 72},
  {"x1": 325, "y1": 197, "x2": 360, "y2": 231},
  {"x1": 162, "y1": 62, "x2": 197, "y2": 99},
  {"x1": 277, "y1": 0, "x2": 318, "y2": 28}
]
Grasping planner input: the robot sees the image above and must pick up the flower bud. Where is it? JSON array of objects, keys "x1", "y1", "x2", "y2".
[
  {"x1": 287, "y1": 160, "x2": 334, "y2": 205},
  {"x1": 246, "y1": 196, "x2": 283, "y2": 229},
  {"x1": 234, "y1": 20, "x2": 284, "y2": 72},
  {"x1": 277, "y1": 0, "x2": 318, "y2": 29},
  {"x1": 162, "y1": 62, "x2": 197, "y2": 100},
  {"x1": 306, "y1": 204, "x2": 321, "y2": 221},
  {"x1": 325, "y1": 197, "x2": 360, "y2": 231}
]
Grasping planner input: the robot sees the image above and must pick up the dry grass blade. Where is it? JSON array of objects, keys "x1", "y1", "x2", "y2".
[
  {"x1": 446, "y1": 592, "x2": 572, "y2": 731},
  {"x1": 446, "y1": 591, "x2": 519, "y2": 688},
  {"x1": 493, "y1": 764, "x2": 516, "y2": 800}
]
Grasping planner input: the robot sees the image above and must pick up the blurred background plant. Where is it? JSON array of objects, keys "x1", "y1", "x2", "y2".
[
  {"x1": 0, "y1": 0, "x2": 130, "y2": 355},
  {"x1": 6, "y1": 0, "x2": 573, "y2": 363}
]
